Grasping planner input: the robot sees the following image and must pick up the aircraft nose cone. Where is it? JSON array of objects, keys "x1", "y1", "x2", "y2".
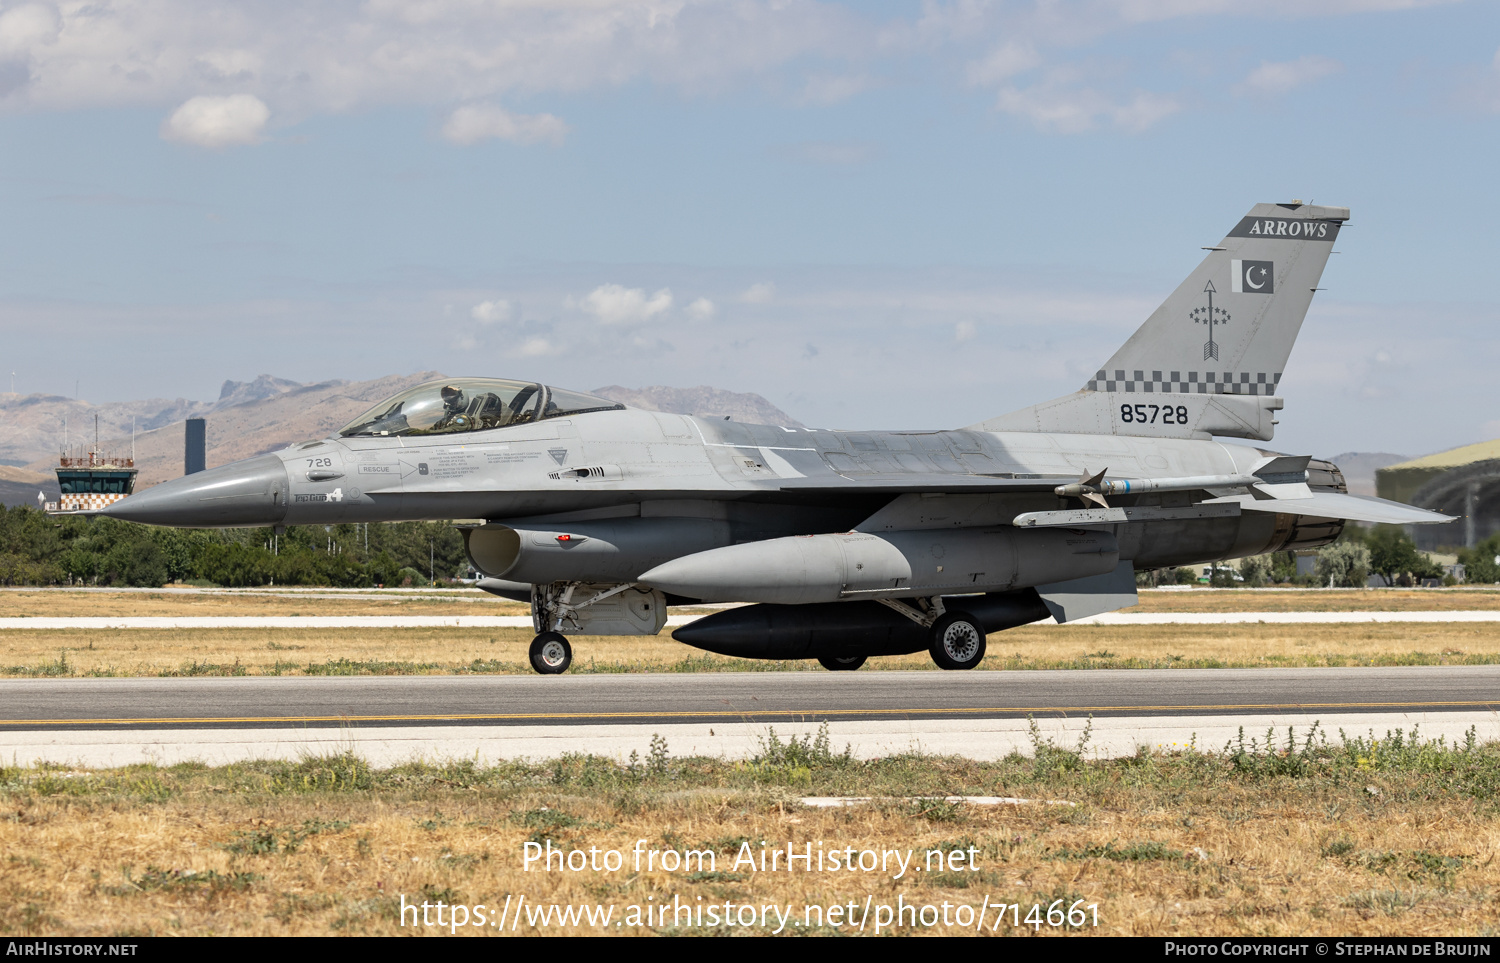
[{"x1": 101, "y1": 454, "x2": 290, "y2": 528}]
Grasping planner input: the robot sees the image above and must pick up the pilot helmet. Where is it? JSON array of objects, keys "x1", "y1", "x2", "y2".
[{"x1": 440, "y1": 384, "x2": 465, "y2": 410}]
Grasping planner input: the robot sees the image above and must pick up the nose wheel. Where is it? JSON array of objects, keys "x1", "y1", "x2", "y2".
[
  {"x1": 817, "y1": 655, "x2": 867, "y2": 671},
  {"x1": 529, "y1": 632, "x2": 573, "y2": 675}
]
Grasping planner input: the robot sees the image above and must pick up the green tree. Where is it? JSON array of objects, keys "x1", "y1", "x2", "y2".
[
  {"x1": 1458, "y1": 535, "x2": 1500, "y2": 584},
  {"x1": 1366, "y1": 525, "x2": 1423, "y2": 587},
  {"x1": 1315, "y1": 541, "x2": 1370, "y2": 588},
  {"x1": 1238, "y1": 554, "x2": 1273, "y2": 587}
]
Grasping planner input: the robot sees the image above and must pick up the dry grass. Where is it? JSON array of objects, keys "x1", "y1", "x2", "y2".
[
  {"x1": 2, "y1": 726, "x2": 1498, "y2": 936},
  {"x1": 0, "y1": 588, "x2": 529, "y2": 618},
  {"x1": 3, "y1": 622, "x2": 1500, "y2": 677},
  {"x1": 5, "y1": 587, "x2": 1500, "y2": 622},
  {"x1": 1128, "y1": 588, "x2": 1500, "y2": 613},
  {"x1": 4, "y1": 587, "x2": 1500, "y2": 678}
]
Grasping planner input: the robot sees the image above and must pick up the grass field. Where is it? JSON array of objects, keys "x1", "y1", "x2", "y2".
[
  {"x1": 5, "y1": 587, "x2": 1500, "y2": 677},
  {"x1": 0, "y1": 587, "x2": 530, "y2": 618},
  {"x1": 2, "y1": 723, "x2": 1496, "y2": 937},
  {"x1": 3, "y1": 622, "x2": 1500, "y2": 677},
  {"x1": 4, "y1": 587, "x2": 1500, "y2": 619}
]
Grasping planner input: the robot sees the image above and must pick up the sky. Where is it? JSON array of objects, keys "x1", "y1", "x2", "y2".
[{"x1": 1, "y1": 0, "x2": 1498, "y2": 459}]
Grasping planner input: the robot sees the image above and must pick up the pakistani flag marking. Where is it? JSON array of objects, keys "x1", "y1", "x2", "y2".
[{"x1": 1230, "y1": 259, "x2": 1274, "y2": 295}]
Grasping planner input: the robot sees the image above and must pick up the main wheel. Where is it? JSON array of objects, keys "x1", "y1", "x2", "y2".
[
  {"x1": 817, "y1": 655, "x2": 867, "y2": 672},
  {"x1": 928, "y1": 612, "x2": 986, "y2": 670},
  {"x1": 529, "y1": 632, "x2": 572, "y2": 675}
]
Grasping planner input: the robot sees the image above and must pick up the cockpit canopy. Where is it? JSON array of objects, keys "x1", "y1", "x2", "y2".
[{"x1": 339, "y1": 378, "x2": 624, "y2": 438}]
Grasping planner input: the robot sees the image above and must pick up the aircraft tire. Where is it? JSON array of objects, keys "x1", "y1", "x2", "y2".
[
  {"x1": 928, "y1": 612, "x2": 986, "y2": 670},
  {"x1": 817, "y1": 655, "x2": 867, "y2": 672},
  {"x1": 529, "y1": 632, "x2": 572, "y2": 675}
]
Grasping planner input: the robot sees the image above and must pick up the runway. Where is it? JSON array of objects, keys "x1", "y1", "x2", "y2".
[{"x1": 2, "y1": 667, "x2": 1497, "y2": 766}]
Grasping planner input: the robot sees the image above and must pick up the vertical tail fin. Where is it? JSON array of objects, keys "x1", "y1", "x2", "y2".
[{"x1": 977, "y1": 201, "x2": 1349, "y2": 441}]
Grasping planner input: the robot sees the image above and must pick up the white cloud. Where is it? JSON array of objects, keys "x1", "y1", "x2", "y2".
[
  {"x1": 0, "y1": 0, "x2": 874, "y2": 113},
  {"x1": 0, "y1": 0, "x2": 1449, "y2": 141},
  {"x1": 160, "y1": 94, "x2": 269, "y2": 147},
  {"x1": 1118, "y1": 0, "x2": 1460, "y2": 20},
  {"x1": 799, "y1": 73, "x2": 874, "y2": 106},
  {"x1": 686, "y1": 297, "x2": 716, "y2": 321},
  {"x1": 966, "y1": 42, "x2": 1041, "y2": 86},
  {"x1": 0, "y1": 4, "x2": 60, "y2": 59},
  {"x1": 955, "y1": 320, "x2": 977, "y2": 342},
  {"x1": 516, "y1": 337, "x2": 554, "y2": 358},
  {"x1": 579, "y1": 284, "x2": 673, "y2": 324},
  {"x1": 1234, "y1": 56, "x2": 1343, "y2": 97},
  {"x1": 740, "y1": 282, "x2": 776, "y2": 304},
  {"x1": 193, "y1": 49, "x2": 262, "y2": 84},
  {"x1": 996, "y1": 83, "x2": 1178, "y2": 134},
  {"x1": 442, "y1": 104, "x2": 568, "y2": 147},
  {"x1": 1110, "y1": 91, "x2": 1181, "y2": 132},
  {"x1": 470, "y1": 299, "x2": 513, "y2": 323}
]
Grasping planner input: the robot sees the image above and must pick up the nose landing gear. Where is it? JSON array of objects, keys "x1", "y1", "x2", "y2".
[{"x1": 529, "y1": 632, "x2": 572, "y2": 675}]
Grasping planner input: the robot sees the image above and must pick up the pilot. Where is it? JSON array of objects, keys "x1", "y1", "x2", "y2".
[{"x1": 435, "y1": 384, "x2": 472, "y2": 431}]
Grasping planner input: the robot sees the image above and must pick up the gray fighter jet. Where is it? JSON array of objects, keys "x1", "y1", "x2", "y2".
[{"x1": 101, "y1": 201, "x2": 1450, "y2": 674}]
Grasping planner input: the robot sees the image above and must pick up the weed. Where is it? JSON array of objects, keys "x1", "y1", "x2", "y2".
[
  {"x1": 420, "y1": 884, "x2": 462, "y2": 904},
  {"x1": 1227, "y1": 723, "x2": 1325, "y2": 777},
  {"x1": 1356, "y1": 850, "x2": 1466, "y2": 888},
  {"x1": 331, "y1": 896, "x2": 401, "y2": 931},
  {"x1": 740, "y1": 724, "x2": 852, "y2": 784},
  {"x1": 1343, "y1": 887, "x2": 1427, "y2": 916},
  {"x1": 271, "y1": 891, "x2": 335, "y2": 923},
  {"x1": 416, "y1": 812, "x2": 452, "y2": 831},
  {"x1": 221, "y1": 819, "x2": 351, "y2": 855},
  {"x1": 648, "y1": 733, "x2": 671, "y2": 777},
  {"x1": 907, "y1": 798, "x2": 968, "y2": 823},
  {"x1": 1028, "y1": 715, "x2": 1094, "y2": 775},
  {"x1": 160, "y1": 659, "x2": 246, "y2": 677},
  {"x1": 508, "y1": 806, "x2": 606, "y2": 843},
  {"x1": 1050, "y1": 841, "x2": 1185, "y2": 862},
  {"x1": 685, "y1": 871, "x2": 746, "y2": 884},
  {"x1": 107, "y1": 865, "x2": 260, "y2": 895}
]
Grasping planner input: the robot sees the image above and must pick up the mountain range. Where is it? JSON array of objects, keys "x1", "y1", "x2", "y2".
[{"x1": 0, "y1": 375, "x2": 803, "y2": 505}]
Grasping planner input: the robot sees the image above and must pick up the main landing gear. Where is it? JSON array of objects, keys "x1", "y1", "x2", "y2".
[
  {"x1": 875, "y1": 597, "x2": 987, "y2": 671},
  {"x1": 817, "y1": 655, "x2": 867, "y2": 672},
  {"x1": 927, "y1": 611, "x2": 986, "y2": 671},
  {"x1": 529, "y1": 632, "x2": 572, "y2": 675}
]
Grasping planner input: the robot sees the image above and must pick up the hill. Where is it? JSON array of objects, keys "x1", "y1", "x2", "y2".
[
  {"x1": 1322, "y1": 452, "x2": 1412, "y2": 497},
  {"x1": 2, "y1": 375, "x2": 802, "y2": 500}
]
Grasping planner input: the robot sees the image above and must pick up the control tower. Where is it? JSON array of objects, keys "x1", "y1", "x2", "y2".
[{"x1": 45, "y1": 415, "x2": 138, "y2": 513}]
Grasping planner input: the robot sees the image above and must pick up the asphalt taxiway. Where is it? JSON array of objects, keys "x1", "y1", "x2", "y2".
[{"x1": 2, "y1": 667, "x2": 1496, "y2": 767}]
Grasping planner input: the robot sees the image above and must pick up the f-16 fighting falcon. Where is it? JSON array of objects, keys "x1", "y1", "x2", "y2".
[{"x1": 97, "y1": 202, "x2": 1450, "y2": 674}]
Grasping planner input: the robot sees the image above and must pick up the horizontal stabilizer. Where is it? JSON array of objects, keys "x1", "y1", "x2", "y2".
[
  {"x1": 1207, "y1": 491, "x2": 1453, "y2": 525},
  {"x1": 1252, "y1": 454, "x2": 1311, "y2": 478}
]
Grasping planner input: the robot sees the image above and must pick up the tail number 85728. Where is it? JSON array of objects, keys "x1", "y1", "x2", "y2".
[{"x1": 1121, "y1": 404, "x2": 1188, "y2": 425}]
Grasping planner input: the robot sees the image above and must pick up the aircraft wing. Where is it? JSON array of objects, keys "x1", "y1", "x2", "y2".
[{"x1": 1204, "y1": 491, "x2": 1453, "y2": 525}]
